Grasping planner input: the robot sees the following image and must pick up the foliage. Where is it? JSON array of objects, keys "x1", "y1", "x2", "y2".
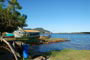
[{"x1": 0, "y1": 0, "x2": 27, "y2": 33}]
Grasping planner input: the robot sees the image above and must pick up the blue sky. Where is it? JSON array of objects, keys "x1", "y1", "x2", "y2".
[{"x1": 18, "y1": 0, "x2": 90, "y2": 33}]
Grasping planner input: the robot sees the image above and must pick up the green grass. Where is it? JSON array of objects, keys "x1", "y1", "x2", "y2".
[
  {"x1": 24, "y1": 50, "x2": 90, "y2": 60},
  {"x1": 49, "y1": 50, "x2": 90, "y2": 60}
]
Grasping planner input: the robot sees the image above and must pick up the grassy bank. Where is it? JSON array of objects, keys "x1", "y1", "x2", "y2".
[{"x1": 49, "y1": 50, "x2": 90, "y2": 60}]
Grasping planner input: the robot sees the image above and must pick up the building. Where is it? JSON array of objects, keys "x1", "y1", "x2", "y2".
[
  {"x1": 13, "y1": 27, "x2": 25, "y2": 38},
  {"x1": 14, "y1": 27, "x2": 40, "y2": 38},
  {"x1": 24, "y1": 30, "x2": 40, "y2": 38}
]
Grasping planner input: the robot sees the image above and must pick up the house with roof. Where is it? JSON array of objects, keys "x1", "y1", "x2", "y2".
[
  {"x1": 14, "y1": 27, "x2": 40, "y2": 38},
  {"x1": 24, "y1": 30, "x2": 40, "y2": 38}
]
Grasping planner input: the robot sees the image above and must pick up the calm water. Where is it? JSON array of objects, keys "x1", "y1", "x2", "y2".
[{"x1": 33, "y1": 34, "x2": 90, "y2": 52}]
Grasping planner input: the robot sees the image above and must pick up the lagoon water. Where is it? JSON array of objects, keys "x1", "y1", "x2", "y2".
[{"x1": 33, "y1": 34, "x2": 90, "y2": 52}]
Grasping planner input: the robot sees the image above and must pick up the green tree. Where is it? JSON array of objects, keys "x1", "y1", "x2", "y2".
[{"x1": 0, "y1": 0, "x2": 27, "y2": 33}]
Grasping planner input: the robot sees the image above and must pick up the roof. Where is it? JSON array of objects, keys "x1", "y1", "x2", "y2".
[{"x1": 24, "y1": 30, "x2": 40, "y2": 32}]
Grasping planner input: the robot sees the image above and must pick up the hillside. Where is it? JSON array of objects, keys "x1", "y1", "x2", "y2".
[{"x1": 33, "y1": 28, "x2": 51, "y2": 33}]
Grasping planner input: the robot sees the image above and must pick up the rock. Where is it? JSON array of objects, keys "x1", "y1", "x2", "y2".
[{"x1": 32, "y1": 56, "x2": 46, "y2": 60}]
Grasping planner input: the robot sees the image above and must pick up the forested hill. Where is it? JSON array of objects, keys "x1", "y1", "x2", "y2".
[
  {"x1": 56, "y1": 32, "x2": 90, "y2": 34},
  {"x1": 80, "y1": 32, "x2": 90, "y2": 34},
  {"x1": 33, "y1": 28, "x2": 51, "y2": 33}
]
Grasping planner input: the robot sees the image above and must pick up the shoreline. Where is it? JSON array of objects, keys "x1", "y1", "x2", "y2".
[{"x1": 39, "y1": 36, "x2": 70, "y2": 44}]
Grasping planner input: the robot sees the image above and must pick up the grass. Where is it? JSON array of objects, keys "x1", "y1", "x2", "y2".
[
  {"x1": 23, "y1": 50, "x2": 90, "y2": 60},
  {"x1": 49, "y1": 50, "x2": 90, "y2": 60}
]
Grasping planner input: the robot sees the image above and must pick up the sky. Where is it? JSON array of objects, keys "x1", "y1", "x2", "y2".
[{"x1": 18, "y1": 0, "x2": 90, "y2": 33}]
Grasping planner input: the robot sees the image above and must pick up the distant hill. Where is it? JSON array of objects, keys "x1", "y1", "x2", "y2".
[
  {"x1": 80, "y1": 32, "x2": 90, "y2": 34},
  {"x1": 55, "y1": 32, "x2": 90, "y2": 34},
  {"x1": 23, "y1": 28, "x2": 32, "y2": 30},
  {"x1": 33, "y1": 28, "x2": 51, "y2": 33}
]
